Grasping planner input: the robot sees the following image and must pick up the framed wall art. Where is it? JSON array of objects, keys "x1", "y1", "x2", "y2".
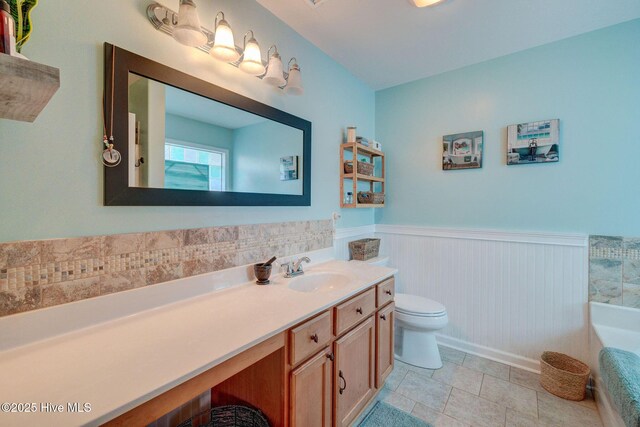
[
  {"x1": 280, "y1": 155, "x2": 299, "y2": 180},
  {"x1": 442, "y1": 131, "x2": 483, "y2": 170},
  {"x1": 507, "y1": 119, "x2": 559, "y2": 165}
]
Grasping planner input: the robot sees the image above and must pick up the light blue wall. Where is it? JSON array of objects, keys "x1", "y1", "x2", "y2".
[
  {"x1": 231, "y1": 121, "x2": 303, "y2": 195},
  {"x1": 165, "y1": 114, "x2": 234, "y2": 153},
  {"x1": 375, "y1": 19, "x2": 640, "y2": 235},
  {"x1": 0, "y1": 0, "x2": 375, "y2": 242}
]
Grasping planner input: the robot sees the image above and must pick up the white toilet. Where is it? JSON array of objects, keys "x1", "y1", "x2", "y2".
[
  {"x1": 365, "y1": 257, "x2": 448, "y2": 369},
  {"x1": 394, "y1": 293, "x2": 448, "y2": 369}
]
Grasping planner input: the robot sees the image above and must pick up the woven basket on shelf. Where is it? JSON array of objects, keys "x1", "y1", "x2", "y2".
[
  {"x1": 540, "y1": 351, "x2": 590, "y2": 401},
  {"x1": 357, "y1": 191, "x2": 384, "y2": 204},
  {"x1": 344, "y1": 160, "x2": 374, "y2": 176},
  {"x1": 349, "y1": 238, "x2": 381, "y2": 261}
]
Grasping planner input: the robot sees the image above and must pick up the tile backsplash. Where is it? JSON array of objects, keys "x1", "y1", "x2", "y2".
[
  {"x1": 0, "y1": 220, "x2": 333, "y2": 318},
  {"x1": 589, "y1": 235, "x2": 640, "y2": 308}
]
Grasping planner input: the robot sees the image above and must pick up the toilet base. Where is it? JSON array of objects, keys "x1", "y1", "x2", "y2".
[{"x1": 394, "y1": 327, "x2": 443, "y2": 369}]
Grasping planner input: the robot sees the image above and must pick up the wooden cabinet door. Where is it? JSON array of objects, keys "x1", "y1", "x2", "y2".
[
  {"x1": 290, "y1": 347, "x2": 333, "y2": 427},
  {"x1": 376, "y1": 302, "x2": 395, "y2": 388},
  {"x1": 334, "y1": 316, "x2": 375, "y2": 427}
]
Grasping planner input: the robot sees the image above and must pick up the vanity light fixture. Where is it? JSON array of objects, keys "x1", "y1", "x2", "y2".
[
  {"x1": 172, "y1": 0, "x2": 207, "y2": 47},
  {"x1": 284, "y1": 58, "x2": 304, "y2": 96},
  {"x1": 412, "y1": 0, "x2": 445, "y2": 7},
  {"x1": 263, "y1": 45, "x2": 286, "y2": 87},
  {"x1": 239, "y1": 31, "x2": 266, "y2": 76},
  {"x1": 147, "y1": 2, "x2": 304, "y2": 95},
  {"x1": 210, "y1": 12, "x2": 240, "y2": 62}
]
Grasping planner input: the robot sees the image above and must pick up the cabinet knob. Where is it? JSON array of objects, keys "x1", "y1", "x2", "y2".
[
  {"x1": 326, "y1": 353, "x2": 334, "y2": 362},
  {"x1": 385, "y1": 290, "x2": 392, "y2": 295},
  {"x1": 356, "y1": 307, "x2": 363, "y2": 315},
  {"x1": 380, "y1": 314, "x2": 387, "y2": 320},
  {"x1": 339, "y1": 370, "x2": 347, "y2": 395},
  {"x1": 310, "y1": 333, "x2": 319, "y2": 343}
]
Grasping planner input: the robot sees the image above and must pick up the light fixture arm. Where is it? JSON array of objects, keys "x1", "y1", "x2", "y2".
[
  {"x1": 214, "y1": 11, "x2": 225, "y2": 29},
  {"x1": 288, "y1": 57, "x2": 299, "y2": 71},
  {"x1": 267, "y1": 44, "x2": 279, "y2": 58},
  {"x1": 243, "y1": 30, "x2": 255, "y2": 49}
]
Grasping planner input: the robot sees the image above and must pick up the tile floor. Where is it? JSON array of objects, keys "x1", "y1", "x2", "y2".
[{"x1": 361, "y1": 345, "x2": 603, "y2": 427}]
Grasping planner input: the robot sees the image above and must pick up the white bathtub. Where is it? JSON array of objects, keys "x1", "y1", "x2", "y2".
[{"x1": 590, "y1": 302, "x2": 640, "y2": 427}]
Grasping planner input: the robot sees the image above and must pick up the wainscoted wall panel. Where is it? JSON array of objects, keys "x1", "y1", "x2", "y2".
[
  {"x1": 376, "y1": 226, "x2": 589, "y2": 370},
  {"x1": 0, "y1": 220, "x2": 333, "y2": 318}
]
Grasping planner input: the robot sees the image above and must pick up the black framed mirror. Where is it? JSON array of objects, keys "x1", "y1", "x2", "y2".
[{"x1": 103, "y1": 43, "x2": 311, "y2": 206}]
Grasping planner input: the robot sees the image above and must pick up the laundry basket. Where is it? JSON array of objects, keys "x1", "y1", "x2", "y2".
[{"x1": 540, "y1": 351, "x2": 591, "y2": 401}]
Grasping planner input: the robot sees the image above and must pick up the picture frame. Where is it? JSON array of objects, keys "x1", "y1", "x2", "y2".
[
  {"x1": 442, "y1": 131, "x2": 484, "y2": 170},
  {"x1": 280, "y1": 155, "x2": 299, "y2": 181},
  {"x1": 507, "y1": 119, "x2": 559, "y2": 165}
]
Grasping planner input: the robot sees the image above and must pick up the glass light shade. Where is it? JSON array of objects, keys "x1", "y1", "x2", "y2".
[
  {"x1": 211, "y1": 19, "x2": 240, "y2": 62},
  {"x1": 285, "y1": 66, "x2": 304, "y2": 95},
  {"x1": 239, "y1": 38, "x2": 265, "y2": 76},
  {"x1": 173, "y1": 0, "x2": 207, "y2": 47},
  {"x1": 263, "y1": 53, "x2": 286, "y2": 87},
  {"x1": 412, "y1": 0, "x2": 444, "y2": 6}
]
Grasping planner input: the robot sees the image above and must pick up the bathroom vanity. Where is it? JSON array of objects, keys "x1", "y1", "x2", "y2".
[{"x1": 0, "y1": 256, "x2": 396, "y2": 427}]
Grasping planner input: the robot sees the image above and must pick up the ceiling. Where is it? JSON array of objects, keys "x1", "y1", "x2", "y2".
[{"x1": 256, "y1": 0, "x2": 640, "y2": 90}]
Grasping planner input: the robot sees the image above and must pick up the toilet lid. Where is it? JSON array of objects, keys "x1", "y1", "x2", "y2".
[{"x1": 395, "y1": 293, "x2": 446, "y2": 316}]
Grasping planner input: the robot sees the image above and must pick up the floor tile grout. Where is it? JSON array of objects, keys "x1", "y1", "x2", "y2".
[{"x1": 389, "y1": 348, "x2": 604, "y2": 427}]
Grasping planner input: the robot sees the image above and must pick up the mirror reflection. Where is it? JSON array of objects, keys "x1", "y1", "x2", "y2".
[{"x1": 127, "y1": 73, "x2": 304, "y2": 195}]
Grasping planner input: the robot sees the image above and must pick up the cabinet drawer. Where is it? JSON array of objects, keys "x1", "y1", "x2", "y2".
[
  {"x1": 334, "y1": 288, "x2": 376, "y2": 337},
  {"x1": 290, "y1": 311, "x2": 333, "y2": 366},
  {"x1": 376, "y1": 277, "x2": 395, "y2": 307}
]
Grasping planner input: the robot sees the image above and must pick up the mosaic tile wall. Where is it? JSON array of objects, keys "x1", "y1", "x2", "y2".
[
  {"x1": 0, "y1": 220, "x2": 333, "y2": 318},
  {"x1": 589, "y1": 235, "x2": 640, "y2": 308}
]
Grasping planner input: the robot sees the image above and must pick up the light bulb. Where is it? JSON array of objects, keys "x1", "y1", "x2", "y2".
[
  {"x1": 412, "y1": 0, "x2": 445, "y2": 7},
  {"x1": 285, "y1": 64, "x2": 303, "y2": 95},
  {"x1": 211, "y1": 14, "x2": 240, "y2": 62},
  {"x1": 240, "y1": 35, "x2": 265, "y2": 76},
  {"x1": 263, "y1": 51, "x2": 286, "y2": 87},
  {"x1": 173, "y1": 0, "x2": 207, "y2": 47}
]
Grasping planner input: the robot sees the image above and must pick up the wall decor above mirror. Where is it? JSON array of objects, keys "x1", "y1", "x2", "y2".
[{"x1": 103, "y1": 43, "x2": 311, "y2": 206}]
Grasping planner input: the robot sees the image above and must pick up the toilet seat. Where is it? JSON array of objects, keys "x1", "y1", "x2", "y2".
[{"x1": 395, "y1": 293, "x2": 446, "y2": 317}]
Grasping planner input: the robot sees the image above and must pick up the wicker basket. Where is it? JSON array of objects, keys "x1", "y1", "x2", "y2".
[
  {"x1": 344, "y1": 160, "x2": 374, "y2": 176},
  {"x1": 540, "y1": 351, "x2": 590, "y2": 401},
  {"x1": 209, "y1": 405, "x2": 269, "y2": 427},
  {"x1": 357, "y1": 191, "x2": 384, "y2": 205},
  {"x1": 349, "y1": 238, "x2": 381, "y2": 261}
]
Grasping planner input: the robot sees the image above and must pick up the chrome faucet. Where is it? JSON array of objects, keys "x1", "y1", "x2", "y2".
[{"x1": 282, "y1": 256, "x2": 311, "y2": 278}]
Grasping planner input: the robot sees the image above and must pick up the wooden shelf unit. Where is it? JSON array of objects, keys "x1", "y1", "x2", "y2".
[
  {"x1": 340, "y1": 142, "x2": 385, "y2": 208},
  {"x1": 0, "y1": 54, "x2": 60, "y2": 122}
]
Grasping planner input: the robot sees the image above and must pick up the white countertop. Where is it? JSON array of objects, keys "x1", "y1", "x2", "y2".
[{"x1": 0, "y1": 257, "x2": 396, "y2": 427}]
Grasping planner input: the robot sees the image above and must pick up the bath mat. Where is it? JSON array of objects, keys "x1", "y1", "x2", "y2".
[{"x1": 359, "y1": 401, "x2": 432, "y2": 427}]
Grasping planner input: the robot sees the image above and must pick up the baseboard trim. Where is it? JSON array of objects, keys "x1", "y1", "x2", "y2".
[
  {"x1": 375, "y1": 224, "x2": 587, "y2": 247},
  {"x1": 436, "y1": 334, "x2": 541, "y2": 373},
  {"x1": 334, "y1": 225, "x2": 376, "y2": 240}
]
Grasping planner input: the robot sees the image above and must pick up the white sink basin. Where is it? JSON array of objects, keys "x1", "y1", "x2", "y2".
[{"x1": 287, "y1": 272, "x2": 351, "y2": 293}]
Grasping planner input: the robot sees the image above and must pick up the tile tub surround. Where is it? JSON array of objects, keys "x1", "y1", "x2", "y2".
[
  {"x1": 589, "y1": 235, "x2": 640, "y2": 308},
  {"x1": 0, "y1": 220, "x2": 333, "y2": 317}
]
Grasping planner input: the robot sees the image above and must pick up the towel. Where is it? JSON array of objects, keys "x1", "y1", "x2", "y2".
[{"x1": 599, "y1": 347, "x2": 640, "y2": 427}]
